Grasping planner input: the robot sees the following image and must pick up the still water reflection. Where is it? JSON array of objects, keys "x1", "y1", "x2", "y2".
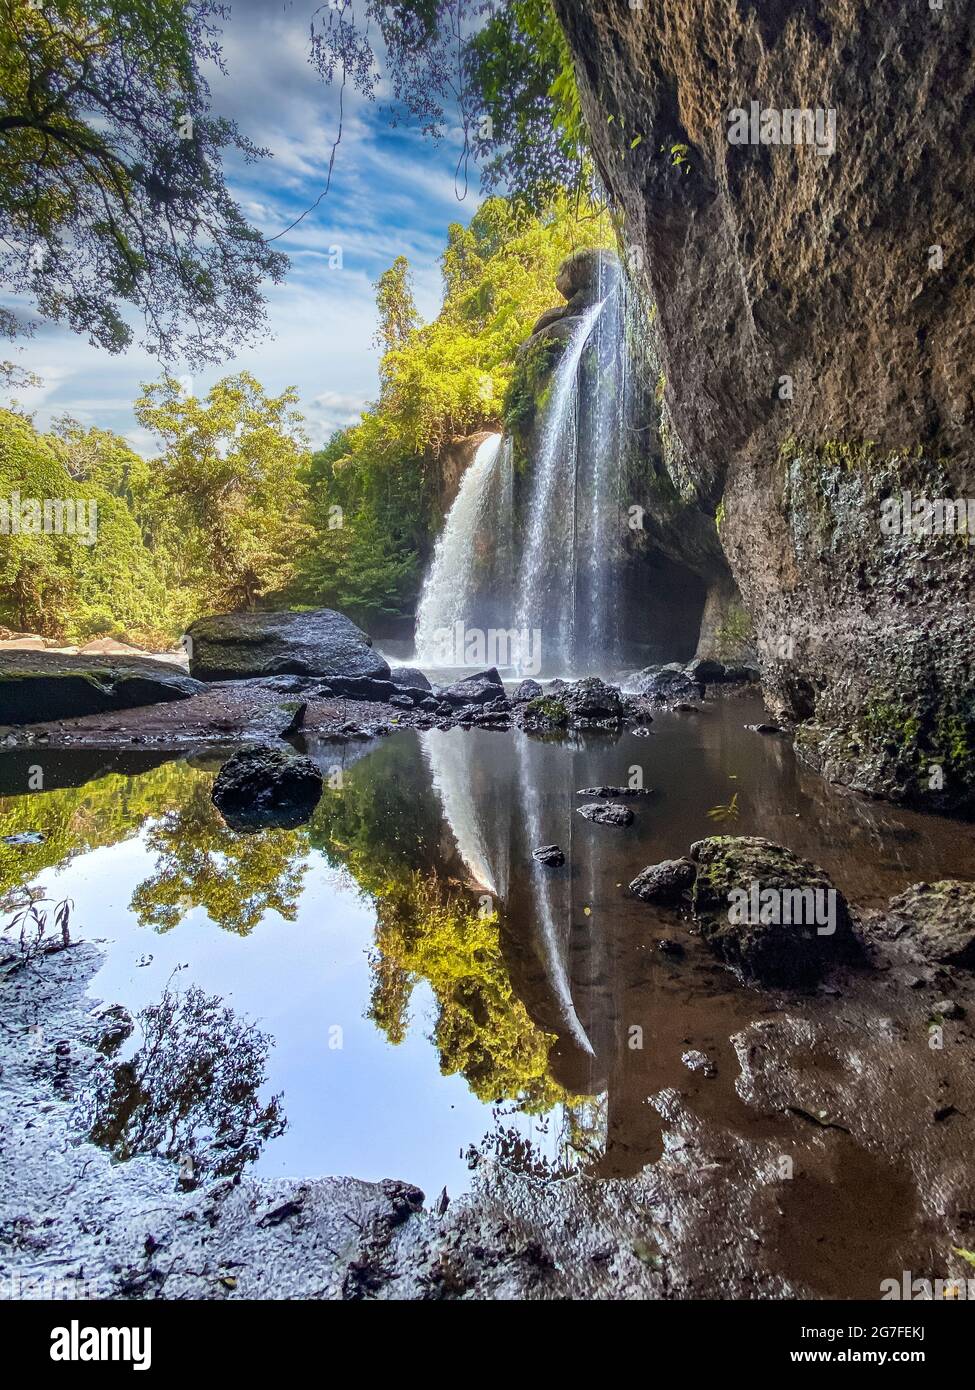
[{"x1": 1, "y1": 694, "x2": 972, "y2": 1197}]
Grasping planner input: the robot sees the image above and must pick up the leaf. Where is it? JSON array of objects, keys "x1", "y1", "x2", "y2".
[
  {"x1": 953, "y1": 1247, "x2": 975, "y2": 1267},
  {"x1": 630, "y1": 135, "x2": 643, "y2": 149}
]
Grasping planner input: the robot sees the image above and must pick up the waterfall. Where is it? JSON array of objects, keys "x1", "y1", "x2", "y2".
[
  {"x1": 414, "y1": 432, "x2": 506, "y2": 666},
  {"x1": 412, "y1": 266, "x2": 627, "y2": 679}
]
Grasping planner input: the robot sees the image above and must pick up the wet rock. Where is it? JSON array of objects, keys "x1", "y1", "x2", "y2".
[
  {"x1": 533, "y1": 844, "x2": 565, "y2": 867},
  {"x1": 886, "y1": 881, "x2": 975, "y2": 968},
  {"x1": 932, "y1": 998, "x2": 965, "y2": 1020},
  {"x1": 674, "y1": 703, "x2": 699, "y2": 714},
  {"x1": 186, "y1": 608, "x2": 389, "y2": 683},
  {"x1": 521, "y1": 696, "x2": 568, "y2": 729},
  {"x1": 212, "y1": 745, "x2": 323, "y2": 830},
  {"x1": 279, "y1": 702, "x2": 306, "y2": 736},
  {"x1": 512, "y1": 679, "x2": 543, "y2": 703},
  {"x1": 0, "y1": 652, "x2": 205, "y2": 725},
  {"x1": 577, "y1": 802, "x2": 634, "y2": 827},
  {"x1": 555, "y1": 247, "x2": 620, "y2": 301},
  {"x1": 419, "y1": 696, "x2": 440, "y2": 712},
  {"x1": 689, "y1": 836, "x2": 858, "y2": 986},
  {"x1": 630, "y1": 857, "x2": 696, "y2": 904},
  {"x1": 635, "y1": 668, "x2": 700, "y2": 703},
  {"x1": 747, "y1": 723, "x2": 786, "y2": 736},
  {"x1": 389, "y1": 693, "x2": 414, "y2": 709},
  {"x1": 685, "y1": 658, "x2": 725, "y2": 683},
  {"x1": 442, "y1": 669, "x2": 505, "y2": 706},
  {"x1": 390, "y1": 666, "x2": 432, "y2": 692},
  {"x1": 658, "y1": 938, "x2": 685, "y2": 956},
  {"x1": 563, "y1": 677, "x2": 626, "y2": 722},
  {"x1": 681, "y1": 1049, "x2": 717, "y2": 1077},
  {"x1": 576, "y1": 786, "x2": 653, "y2": 798}
]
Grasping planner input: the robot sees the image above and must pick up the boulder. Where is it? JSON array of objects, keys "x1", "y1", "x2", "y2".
[
  {"x1": 563, "y1": 677, "x2": 626, "y2": 722},
  {"x1": 0, "y1": 651, "x2": 205, "y2": 725},
  {"x1": 531, "y1": 306, "x2": 567, "y2": 336},
  {"x1": 211, "y1": 745, "x2": 324, "y2": 831},
  {"x1": 512, "y1": 679, "x2": 543, "y2": 703},
  {"x1": 685, "y1": 658, "x2": 726, "y2": 683},
  {"x1": 577, "y1": 802, "x2": 634, "y2": 827},
  {"x1": 555, "y1": 248, "x2": 621, "y2": 301},
  {"x1": 441, "y1": 669, "x2": 505, "y2": 706},
  {"x1": 532, "y1": 844, "x2": 565, "y2": 867},
  {"x1": 185, "y1": 609, "x2": 389, "y2": 683},
  {"x1": 630, "y1": 857, "x2": 696, "y2": 904},
  {"x1": 689, "y1": 836, "x2": 858, "y2": 986},
  {"x1": 577, "y1": 786, "x2": 653, "y2": 798},
  {"x1": 886, "y1": 881, "x2": 975, "y2": 968},
  {"x1": 390, "y1": 666, "x2": 432, "y2": 693},
  {"x1": 635, "y1": 668, "x2": 700, "y2": 702}
]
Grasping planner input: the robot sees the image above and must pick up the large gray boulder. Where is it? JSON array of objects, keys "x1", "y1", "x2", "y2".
[
  {"x1": 185, "y1": 609, "x2": 389, "y2": 683},
  {"x1": 0, "y1": 651, "x2": 204, "y2": 725}
]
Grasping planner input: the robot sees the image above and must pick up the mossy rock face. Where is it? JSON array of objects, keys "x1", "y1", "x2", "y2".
[
  {"x1": 886, "y1": 880, "x2": 975, "y2": 968},
  {"x1": 523, "y1": 696, "x2": 568, "y2": 728},
  {"x1": 0, "y1": 652, "x2": 204, "y2": 725},
  {"x1": 690, "y1": 836, "x2": 858, "y2": 986}
]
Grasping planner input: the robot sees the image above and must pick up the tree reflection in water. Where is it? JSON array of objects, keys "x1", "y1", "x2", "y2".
[{"x1": 83, "y1": 979, "x2": 286, "y2": 1187}]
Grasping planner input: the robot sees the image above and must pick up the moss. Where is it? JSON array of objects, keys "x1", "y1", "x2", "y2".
[
  {"x1": 503, "y1": 335, "x2": 563, "y2": 435},
  {"x1": 714, "y1": 602, "x2": 753, "y2": 662},
  {"x1": 525, "y1": 696, "x2": 568, "y2": 726}
]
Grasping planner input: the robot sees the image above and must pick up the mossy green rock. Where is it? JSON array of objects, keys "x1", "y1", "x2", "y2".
[
  {"x1": 186, "y1": 608, "x2": 389, "y2": 683},
  {"x1": 0, "y1": 652, "x2": 204, "y2": 725},
  {"x1": 690, "y1": 836, "x2": 858, "y2": 986}
]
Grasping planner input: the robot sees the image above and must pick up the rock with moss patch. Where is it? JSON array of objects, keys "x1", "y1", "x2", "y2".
[
  {"x1": 186, "y1": 608, "x2": 389, "y2": 683},
  {"x1": 630, "y1": 857, "x2": 696, "y2": 904},
  {"x1": 886, "y1": 880, "x2": 975, "y2": 968},
  {"x1": 0, "y1": 651, "x2": 205, "y2": 725},
  {"x1": 689, "y1": 836, "x2": 858, "y2": 986}
]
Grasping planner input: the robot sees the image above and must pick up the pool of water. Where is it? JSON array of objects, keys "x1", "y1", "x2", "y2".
[{"x1": 2, "y1": 692, "x2": 973, "y2": 1202}]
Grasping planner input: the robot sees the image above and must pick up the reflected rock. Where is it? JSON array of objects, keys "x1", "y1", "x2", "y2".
[{"x1": 212, "y1": 744, "x2": 323, "y2": 831}]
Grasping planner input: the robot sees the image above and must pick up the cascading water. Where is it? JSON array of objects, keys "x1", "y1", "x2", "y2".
[
  {"x1": 412, "y1": 263, "x2": 628, "y2": 678},
  {"x1": 512, "y1": 301, "x2": 603, "y2": 674},
  {"x1": 414, "y1": 432, "x2": 507, "y2": 665}
]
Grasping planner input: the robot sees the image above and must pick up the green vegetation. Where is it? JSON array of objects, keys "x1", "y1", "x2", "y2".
[
  {"x1": 0, "y1": 0, "x2": 283, "y2": 362},
  {"x1": 291, "y1": 194, "x2": 612, "y2": 626}
]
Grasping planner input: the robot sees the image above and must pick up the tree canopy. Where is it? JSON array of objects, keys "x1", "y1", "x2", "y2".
[{"x1": 0, "y1": 0, "x2": 285, "y2": 363}]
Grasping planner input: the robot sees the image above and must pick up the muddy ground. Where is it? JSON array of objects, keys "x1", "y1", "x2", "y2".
[{"x1": 2, "y1": 899, "x2": 974, "y2": 1300}]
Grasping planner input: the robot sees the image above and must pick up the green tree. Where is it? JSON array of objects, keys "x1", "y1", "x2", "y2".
[
  {"x1": 0, "y1": 0, "x2": 285, "y2": 362},
  {"x1": 135, "y1": 372, "x2": 311, "y2": 613}
]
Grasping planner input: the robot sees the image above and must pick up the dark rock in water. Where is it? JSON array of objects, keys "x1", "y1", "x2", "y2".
[
  {"x1": 577, "y1": 786, "x2": 653, "y2": 798},
  {"x1": 563, "y1": 677, "x2": 626, "y2": 721},
  {"x1": 689, "y1": 836, "x2": 858, "y2": 986},
  {"x1": 279, "y1": 701, "x2": 306, "y2": 737},
  {"x1": 685, "y1": 658, "x2": 726, "y2": 683},
  {"x1": 443, "y1": 669, "x2": 505, "y2": 706},
  {"x1": 390, "y1": 666, "x2": 432, "y2": 692},
  {"x1": 521, "y1": 695, "x2": 568, "y2": 728},
  {"x1": 388, "y1": 693, "x2": 414, "y2": 709},
  {"x1": 674, "y1": 703, "x2": 699, "y2": 713},
  {"x1": 419, "y1": 696, "x2": 440, "y2": 712},
  {"x1": 636, "y1": 668, "x2": 700, "y2": 703},
  {"x1": 886, "y1": 881, "x2": 975, "y2": 968},
  {"x1": 747, "y1": 722, "x2": 786, "y2": 736},
  {"x1": 658, "y1": 937, "x2": 685, "y2": 956},
  {"x1": 723, "y1": 665, "x2": 757, "y2": 684},
  {"x1": 513, "y1": 679, "x2": 543, "y2": 703},
  {"x1": 0, "y1": 651, "x2": 204, "y2": 725},
  {"x1": 630, "y1": 857, "x2": 696, "y2": 903},
  {"x1": 577, "y1": 802, "x2": 634, "y2": 827},
  {"x1": 533, "y1": 844, "x2": 565, "y2": 867},
  {"x1": 186, "y1": 608, "x2": 389, "y2": 683},
  {"x1": 212, "y1": 745, "x2": 323, "y2": 830}
]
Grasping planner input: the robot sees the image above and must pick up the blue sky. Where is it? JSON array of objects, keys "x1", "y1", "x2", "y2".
[{"x1": 3, "y1": 0, "x2": 483, "y2": 452}]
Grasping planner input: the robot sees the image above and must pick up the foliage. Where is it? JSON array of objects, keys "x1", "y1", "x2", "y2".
[
  {"x1": 291, "y1": 194, "x2": 612, "y2": 624},
  {"x1": 134, "y1": 372, "x2": 311, "y2": 613},
  {"x1": 0, "y1": 407, "x2": 174, "y2": 640},
  {"x1": 84, "y1": 979, "x2": 286, "y2": 1185},
  {"x1": 0, "y1": 0, "x2": 284, "y2": 362},
  {"x1": 307, "y1": 0, "x2": 590, "y2": 211}
]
